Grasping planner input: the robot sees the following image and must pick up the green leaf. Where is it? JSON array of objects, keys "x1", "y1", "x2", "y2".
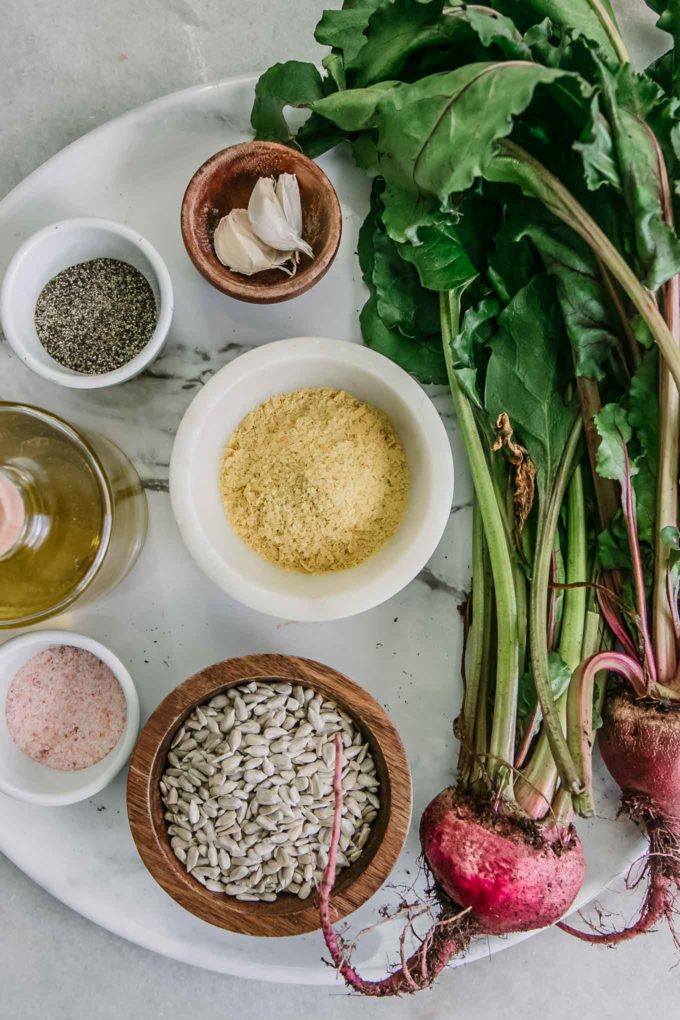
[
  {"x1": 351, "y1": 132, "x2": 382, "y2": 175},
  {"x1": 322, "y1": 53, "x2": 347, "y2": 93},
  {"x1": 451, "y1": 295, "x2": 500, "y2": 408},
  {"x1": 372, "y1": 226, "x2": 440, "y2": 337},
  {"x1": 592, "y1": 681, "x2": 604, "y2": 731},
  {"x1": 595, "y1": 59, "x2": 680, "y2": 290},
  {"x1": 360, "y1": 295, "x2": 447, "y2": 383},
  {"x1": 492, "y1": 0, "x2": 624, "y2": 61},
  {"x1": 377, "y1": 62, "x2": 582, "y2": 205},
  {"x1": 399, "y1": 214, "x2": 478, "y2": 291},
  {"x1": 485, "y1": 274, "x2": 578, "y2": 499},
  {"x1": 488, "y1": 222, "x2": 538, "y2": 304},
  {"x1": 398, "y1": 192, "x2": 497, "y2": 292},
  {"x1": 633, "y1": 461, "x2": 657, "y2": 544},
  {"x1": 313, "y1": 81, "x2": 398, "y2": 131},
  {"x1": 548, "y1": 651, "x2": 574, "y2": 699},
  {"x1": 644, "y1": 2, "x2": 680, "y2": 97},
  {"x1": 628, "y1": 349, "x2": 660, "y2": 476},
  {"x1": 631, "y1": 313, "x2": 655, "y2": 349},
  {"x1": 574, "y1": 94, "x2": 622, "y2": 192},
  {"x1": 518, "y1": 668, "x2": 538, "y2": 723},
  {"x1": 660, "y1": 524, "x2": 680, "y2": 609},
  {"x1": 498, "y1": 204, "x2": 619, "y2": 381},
  {"x1": 358, "y1": 182, "x2": 441, "y2": 338},
  {"x1": 598, "y1": 516, "x2": 631, "y2": 570},
  {"x1": 517, "y1": 652, "x2": 573, "y2": 723},
  {"x1": 357, "y1": 187, "x2": 446, "y2": 382},
  {"x1": 314, "y1": 1, "x2": 386, "y2": 65},
  {"x1": 347, "y1": 0, "x2": 448, "y2": 86},
  {"x1": 661, "y1": 524, "x2": 680, "y2": 548},
  {"x1": 628, "y1": 350, "x2": 660, "y2": 544},
  {"x1": 296, "y1": 114, "x2": 348, "y2": 158},
  {"x1": 463, "y1": 5, "x2": 531, "y2": 61},
  {"x1": 357, "y1": 183, "x2": 382, "y2": 283},
  {"x1": 380, "y1": 182, "x2": 439, "y2": 242},
  {"x1": 594, "y1": 403, "x2": 634, "y2": 485},
  {"x1": 251, "y1": 62, "x2": 325, "y2": 144}
]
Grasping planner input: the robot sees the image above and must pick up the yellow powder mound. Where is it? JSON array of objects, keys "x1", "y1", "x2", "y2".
[{"x1": 219, "y1": 387, "x2": 410, "y2": 573}]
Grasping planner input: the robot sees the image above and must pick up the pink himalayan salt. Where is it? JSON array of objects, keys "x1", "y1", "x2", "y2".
[{"x1": 5, "y1": 645, "x2": 127, "y2": 771}]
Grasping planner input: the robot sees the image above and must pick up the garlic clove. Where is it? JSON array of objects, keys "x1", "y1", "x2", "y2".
[
  {"x1": 275, "y1": 173, "x2": 304, "y2": 238},
  {"x1": 247, "y1": 177, "x2": 314, "y2": 260},
  {"x1": 213, "y1": 208, "x2": 293, "y2": 275}
]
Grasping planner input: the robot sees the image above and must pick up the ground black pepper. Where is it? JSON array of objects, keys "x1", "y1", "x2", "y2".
[{"x1": 34, "y1": 258, "x2": 158, "y2": 374}]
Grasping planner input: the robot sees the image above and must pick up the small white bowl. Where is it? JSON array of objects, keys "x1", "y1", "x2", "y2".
[
  {"x1": 0, "y1": 630, "x2": 140, "y2": 806},
  {"x1": 170, "y1": 337, "x2": 454, "y2": 621},
  {"x1": 0, "y1": 217, "x2": 174, "y2": 389}
]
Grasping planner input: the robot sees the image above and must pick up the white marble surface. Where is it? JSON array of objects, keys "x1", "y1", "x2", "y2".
[{"x1": 0, "y1": 1, "x2": 679, "y2": 1017}]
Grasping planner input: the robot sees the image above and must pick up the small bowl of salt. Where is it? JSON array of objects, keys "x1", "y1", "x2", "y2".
[{"x1": 0, "y1": 629, "x2": 140, "y2": 806}]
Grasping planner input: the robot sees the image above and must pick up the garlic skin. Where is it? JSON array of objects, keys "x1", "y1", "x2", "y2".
[
  {"x1": 213, "y1": 209, "x2": 293, "y2": 276},
  {"x1": 276, "y1": 173, "x2": 304, "y2": 238},
  {"x1": 248, "y1": 176, "x2": 313, "y2": 259}
]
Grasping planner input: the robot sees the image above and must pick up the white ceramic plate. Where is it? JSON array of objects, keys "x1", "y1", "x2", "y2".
[{"x1": 0, "y1": 77, "x2": 643, "y2": 985}]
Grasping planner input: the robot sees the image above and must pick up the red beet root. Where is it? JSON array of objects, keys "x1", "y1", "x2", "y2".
[
  {"x1": 599, "y1": 692, "x2": 680, "y2": 826},
  {"x1": 421, "y1": 789, "x2": 586, "y2": 936},
  {"x1": 559, "y1": 691, "x2": 680, "y2": 945},
  {"x1": 320, "y1": 751, "x2": 586, "y2": 996}
]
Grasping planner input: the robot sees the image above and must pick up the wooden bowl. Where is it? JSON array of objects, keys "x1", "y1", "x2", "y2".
[
  {"x1": 127, "y1": 654, "x2": 412, "y2": 937},
  {"x1": 180, "y1": 142, "x2": 342, "y2": 303}
]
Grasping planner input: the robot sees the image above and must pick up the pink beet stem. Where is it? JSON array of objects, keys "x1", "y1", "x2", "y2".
[
  {"x1": 597, "y1": 586, "x2": 637, "y2": 659},
  {"x1": 514, "y1": 699, "x2": 541, "y2": 770},
  {"x1": 320, "y1": 733, "x2": 344, "y2": 902},
  {"x1": 647, "y1": 120, "x2": 680, "y2": 686},
  {"x1": 621, "y1": 444, "x2": 657, "y2": 684},
  {"x1": 569, "y1": 651, "x2": 646, "y2": 807},
  {"x1": 318, "y1": 735, "x2": 464, "y2": 996}
]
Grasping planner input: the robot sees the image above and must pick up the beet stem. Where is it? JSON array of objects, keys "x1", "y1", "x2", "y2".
[
  {"x1": 319, "y1": 736, "x2": 465, "y2": 995},
  {"x1": 460, "y1": 504, "x2": 490, "y2": 786},
  {"x1": 649, "y1": 123, "x2": 680, "y2": 686},
  {"x1": 621, "y1": 443, "x2": 657, "y2": 684},
  {"x1": 527, "y1": 419, "x2": 584, "y2": 795},
  {"x1": 441, "y1": 292, "x2": 520, "y2": 794}
]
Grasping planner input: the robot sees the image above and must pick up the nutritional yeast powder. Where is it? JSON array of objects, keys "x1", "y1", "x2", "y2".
[{"x1": 219, "y1": 388, "x2": 410, "y2": 572}]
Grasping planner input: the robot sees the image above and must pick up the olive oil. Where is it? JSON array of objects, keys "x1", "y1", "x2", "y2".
[{"x1": 0, "y1": 404, "x2": 147, "y2": 627}]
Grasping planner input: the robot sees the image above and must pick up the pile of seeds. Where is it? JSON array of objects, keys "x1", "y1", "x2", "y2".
[
  {"x1": 160, "y1": 680, "x2": 380, "y2": 902},
  {"x1": 34, "y1": 257, "x2": 157, "y2": 374}
]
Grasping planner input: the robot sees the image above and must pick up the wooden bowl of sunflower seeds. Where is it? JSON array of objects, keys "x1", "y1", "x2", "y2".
[{"x1": 127, "y1": 653, "x2": 412, "y2": 936}]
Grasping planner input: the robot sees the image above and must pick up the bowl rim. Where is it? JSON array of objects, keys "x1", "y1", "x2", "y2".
[
  {"x1": 0, "y1": 629, "x2": 140, "y2": 805},
  {"x1": 180, "y1": 140, "x2": 342, "y2": 304},
  {"x1": 126, "y1": 653, "x2": 413, "y2": 937},
  {"x1": 169, "y1": 336, "x2": 455, "y2": 621},
  {"x1": 0, "y1": 216, "x2": 174, "y2": 389}
]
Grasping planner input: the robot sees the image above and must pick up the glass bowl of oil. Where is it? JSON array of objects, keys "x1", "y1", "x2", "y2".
[{"x1": 0, "y1": 403, "x2": 147, "y2": 628}]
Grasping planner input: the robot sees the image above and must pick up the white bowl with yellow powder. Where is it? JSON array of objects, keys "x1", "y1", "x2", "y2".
[{"x1": 170, "y1": 337, "x2": 453, "y2": 621}]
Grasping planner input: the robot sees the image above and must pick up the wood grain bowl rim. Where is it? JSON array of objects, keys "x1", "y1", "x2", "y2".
[
  {"x1": 180, "y1": 141, "x2": 342, "y2": 304},
  {"x1": 127, "y1": 654, "x2": 412, "y2": 937}
]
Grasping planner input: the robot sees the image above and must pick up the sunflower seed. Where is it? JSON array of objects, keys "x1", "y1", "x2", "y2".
[{"x1": 162, "y1": 681, "x2": 380, "y2": 901}]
